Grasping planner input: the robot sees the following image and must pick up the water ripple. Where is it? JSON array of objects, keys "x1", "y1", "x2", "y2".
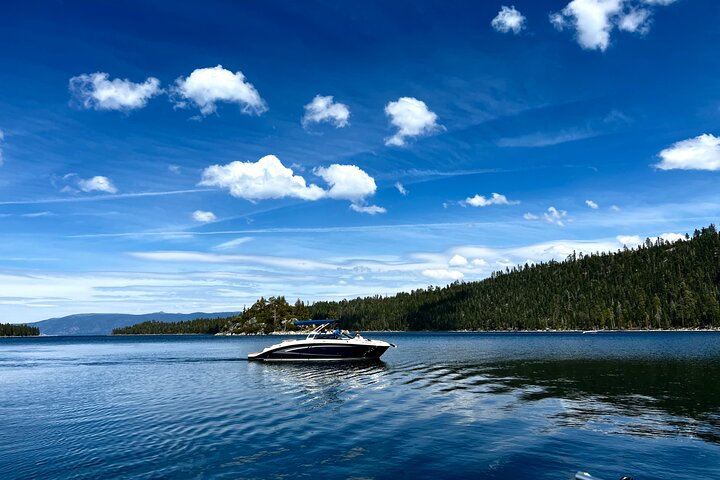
[{"x1": 1, "y1": 333, "x2": 720, "y2": 479}]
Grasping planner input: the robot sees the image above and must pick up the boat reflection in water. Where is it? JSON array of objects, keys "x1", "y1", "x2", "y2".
[{"x1": 248, "y1": 320, "x2": 395, "y2": 361}]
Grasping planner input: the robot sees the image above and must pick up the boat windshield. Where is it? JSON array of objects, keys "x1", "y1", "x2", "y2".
[{"x1": 308, "y1": 331, "x2": 357, "y2": 340}]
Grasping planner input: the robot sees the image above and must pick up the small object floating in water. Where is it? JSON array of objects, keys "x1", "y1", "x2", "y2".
[
  {"x1": 247, "y1": 320, "x2": 396, "y2": 362},
  {"x1": 575, "y1": 472, "x2": 634, "y2": 480}
]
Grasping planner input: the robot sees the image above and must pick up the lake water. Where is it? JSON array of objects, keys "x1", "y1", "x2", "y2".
[{"x1": 1, "y1": 332, "x2": 719, "y2": 479}]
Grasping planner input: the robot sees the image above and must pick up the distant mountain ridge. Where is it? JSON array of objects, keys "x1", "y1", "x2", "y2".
[{"x1": 29, "y1": 312, "x2": 240, "y2": 336}]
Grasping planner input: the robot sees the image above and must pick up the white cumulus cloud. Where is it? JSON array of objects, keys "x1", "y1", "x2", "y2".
[
  {"x1": 654, "y1": 134, "x2": 720, "y2": 171},
  {"x1": 395, "y1": 182, "x2": 408, "y2": 196},
  {"x1": 302, "y1": 95, "x2": 350, "y2": 128},
  {"x1": 618, "y1": 232, "x2": 685, "y2": 248},
  {"x1": 448, "y1": 254, "x2": 468, "y2": 267},
  {"x1": 314, "y1": 164, "x2": 377, "y2": 203},
  {"x1": 192, "y1": 210, "x2": 217, "y2": 223},
  {"x1": 69, "y1": 72, "x2": 161, "y2": 111},
  {"x1": 173, "y1": 65, "x2": 267, "y2": 115},
  {"x1": 659, "y1": 232, "x2": 685, "y2": 242},
  {"x1": 77, "y1": 176, "x2": 118, "y2": 194},
  {"x1": 586, "y1": 199, "x2": 599, "y2": 209},
  {"x1": 617, "y1": 234, "x2": 642, "y2": 246},
  {"x1": 550, "y1": 0, "x2": 623, "y2": 51},
  {"x1": 422, "y1": 269, "x2": 464, "y2": 281},
  {"x1": 523, "y1": 212, "x2": 540, "y2": 220},
  {"x1": 200, "y1": 155, "x2": 383, "y2": 214},
  {"x1": 200, "y1": 155, "x2": 325, "y2": 201},
  {"x1": 491, "y1": 6, "x2": 527, "y2": 34},
  {"x1": 385, "y1": 97, "x2": 443, "y2": 147},
  {"x1": 550, "y1": 0, "x2": 674, "y2": 51},
  {"x1": 463, "y1": 193, "x2": 518, "y2": 207},
  {"x1": 471, "y1": 258, "x2": 489, "y2": 268}
]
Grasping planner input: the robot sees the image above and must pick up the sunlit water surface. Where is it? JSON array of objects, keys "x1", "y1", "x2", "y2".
[{"x1": 1, "y1": 332, "x2": 719, "y2": 479}]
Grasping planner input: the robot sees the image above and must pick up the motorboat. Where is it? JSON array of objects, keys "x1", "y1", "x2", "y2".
[{"x1": 247, "y1": 320, "x2": 395, "y2": 361}]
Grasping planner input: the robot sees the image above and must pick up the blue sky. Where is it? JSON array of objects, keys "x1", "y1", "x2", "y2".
[{"x1": 1, "y1": 0, "x2": 719, "y2": 322}]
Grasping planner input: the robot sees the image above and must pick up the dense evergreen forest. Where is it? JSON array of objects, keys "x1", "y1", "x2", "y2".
[
  {"x1": 0, "y1": 323, "x2": 40, "y2": 336},
  {"x1": 308, "y1": 225, "x2": 720, "y2": 331},
  {"x1": 112, "y1": 317, "x2": 230, "y2": 335},
  {"x1": 220, "y1": 296, "x2": 307, "y2": 334},
  {"x1": 113, "y1": 297, "x2": 310, "y2": 335},
  {"x1": 115, "y1": 225, "x2": 720, "y2": 334}
]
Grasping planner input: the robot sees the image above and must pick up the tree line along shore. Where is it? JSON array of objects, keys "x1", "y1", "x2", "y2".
[
  {"x1": 112, "y1": 224, "x2": 720, "y2": 335},
  {"x1": 0, "y1": 323, "x2": 40, "y2": 337}
]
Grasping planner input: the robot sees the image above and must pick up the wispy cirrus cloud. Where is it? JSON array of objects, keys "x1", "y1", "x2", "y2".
[
  {"x1": 213, "y1": 237, "x2": 253, "y2": 250},
  {"x1": 497, "y1": 128, "x2": 599, "y2": 147},
  {"x1": 129, "y1": 251, "x2": 340, "y2": 271},
  {"x1": 0, "y1": 211, "x2": 55, "y2": 218},
  {"x1": 524, "y1": 206, "x2": 570, "y2": 226},
  {"x1": 544, "y1": 206, "x2": 569, "y2": 226},
  {"x1": 0, "y1": 189, "x2": 210, "y2": 206},
  {"x1": 0, "y1": 224, "x2": 698, "y2": 322},
  {"x1": 21, "y1": 211, "x2": 54, "y2": 218},
  {"x1": 350, "y1": 204, "x2": 386, "y2": 215},
  {"x1": 69, "y1": 72, "x2": 162, "y2": 111},
  {"x1": 127, "y1": 230, "x2": 682, "y2": 288}
]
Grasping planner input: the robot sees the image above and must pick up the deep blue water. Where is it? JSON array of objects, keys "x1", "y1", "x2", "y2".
[{"x1": 1, "y1": 332, "x2": 719, "y2": 480}]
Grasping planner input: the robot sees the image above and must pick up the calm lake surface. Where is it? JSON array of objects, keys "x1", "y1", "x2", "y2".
[{"x1": 1, "y1": 332, "x2": 719, "y2": 479}]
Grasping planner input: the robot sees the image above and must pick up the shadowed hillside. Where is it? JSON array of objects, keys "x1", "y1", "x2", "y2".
[
  {"x1": 308, "y1": 225, "x2": 720, "y2": 331},
  {"x1": 30, "y1": 311, "x2": 241, "y2": 336}
]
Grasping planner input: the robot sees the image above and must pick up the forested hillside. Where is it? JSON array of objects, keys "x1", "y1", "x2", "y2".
[
  {"x1": 0, "y1": 323, "x2": 40, "y2": 336},
  {"x1": 308, "y1": 225, "x2": 720, "y2": 331},
  {"x1": 31, "y1": 311, "x2": 240, "y2": 336},
  {"x1": 112, "y1": 317, "x2": 231, "y2": 335},
  {"x1": 114, "y1": 225, "x2": 720, "y2": 334},
  {"x1": 114, "y1": 297, "x2": 310, "y2": 335},
  {"x1": 220, "y1": 297, "x2": 308, "y2": 334}
]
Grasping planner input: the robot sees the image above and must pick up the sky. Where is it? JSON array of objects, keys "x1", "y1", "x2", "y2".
[{"x1": 1, "y1": 0, "x2": 719, "y2": 322}]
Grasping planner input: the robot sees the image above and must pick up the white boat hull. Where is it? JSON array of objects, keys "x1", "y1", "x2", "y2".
[{"x1": 248, "y1": 338, "x2": 392, "y2": 361}]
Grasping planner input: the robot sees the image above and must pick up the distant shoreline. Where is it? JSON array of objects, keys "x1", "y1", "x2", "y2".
[
  {"x1": 216, "y1": 328, "x2": 720, "y2": 336},
  {"x1": 228, "y1": 327, "x2": 720, "y2": 335},
  {"x1": 8, "y1": 328, "x2": 719, "y2": 338}
]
